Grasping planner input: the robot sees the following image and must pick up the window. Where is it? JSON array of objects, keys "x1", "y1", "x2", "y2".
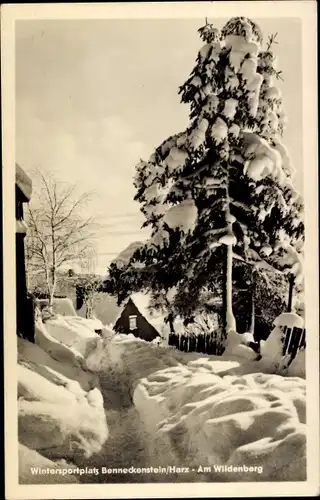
[{"x1": 129, "y1": 315, "x2": 137, "y2": 331}]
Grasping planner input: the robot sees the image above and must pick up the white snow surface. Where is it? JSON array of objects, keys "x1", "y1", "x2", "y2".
[
  {"x1": 150, "y1": 226, "x2": 169, "y2": 249},
  {"x1": 242, "y1": 132, "x2": 289, "y2": 184},
  {"x1": 164, "y1": 199, "x2": 198, "y2": 233},
  {"x1": 16, "y1": 219, "x2": 28, "y2": 234},
  {"x1": 19, "y1": 304, "x2": 306, "y2": 484},
  {"x1": 287, "y1": 349, "x2": 306, "y2": 378},
  {"x1": 222, "y1": 98, "x2": 238, "y2": 120},
  {"x1": 225, "y1": 35, "x2": 260, "y2": 73},
  {"x1": 275, "y1": 245, "x2": 304, "y2": 283},
  {"x1": 190, "y1": 119, "x2": 209, "y2": 149},
  {"x1": 38, "y1": 297, "x2": 76, "y2": 317},
  {"x1": 85, "y1": 332, "x2": 306, "y2": 482},
  {"x1": 164, "y1": 147, "x2": 188, "y2": 172},
  {"x1": 18, "y1": 317, "x2": 108, "y2": 481},
  {"x1": 260, "y1": 313, "x2": 305, "y2": 373},
  {"x1": 134, "y1": 361, "x2": 306, "y2": 481},
  {"x1": 219, "y1": 233, "x2": 237, "y2": 246},
  {"x1": 16, "y1": 163, "x2": 32, "y2": 201},
  {"x1": 19, "y1": 445, "x2": 79, "y2": 484},
  {"x1": 211, "y1": 117, "x2": 228, "y2": 144},
  {"x1": 229, "y1": 123, "x2": 240, "y2": 138},
  {"x1": 259, "y1": 326, "x2": 284, "y2": 368},
  {"x1": 44, "y1": 315, "x2": 100, "y2": 357},
  {"x1": 203, "y1": 94, "x2": 219, "y2": 114},
  {"x1": 149, "y1": 199, "x2": 197, "y2": 249},
  {"x1": 273, "y1": 312, "x2": 304, "y2": 329}
]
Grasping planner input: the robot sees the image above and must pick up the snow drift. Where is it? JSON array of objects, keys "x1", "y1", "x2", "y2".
[
  {"x1": 86, "y1": 332, "x2": 306, "y2": 482},
  {"x1": 37, "y1": 297, "x2": 76, "y2": 317},
  {"x1": 133, "y1": 355, "x2": 306, "y2": 482},
  {"x1": 19, "y1": 445, "x2": 79, "y2": 484},
  {"x1": 18, "y1": 316, "x2": 108, "y2": 484}
]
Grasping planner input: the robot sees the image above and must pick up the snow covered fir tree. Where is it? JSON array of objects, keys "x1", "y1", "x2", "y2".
[{"x1": 105, "y1": 16, "x2": 304, "y2": 351}]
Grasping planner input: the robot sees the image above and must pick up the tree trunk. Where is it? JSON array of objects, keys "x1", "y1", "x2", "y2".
[
  {"x1": 226, "y1": 243, "x2": 236, "y2": 332},
  {"x1": 249, "y1": 269, "x2": 256, "y2": 335},
  {"x1": 224, "y1": 163, "x2": 236, "y2": 335},
  {"x1": 287, "y1": 274, "x2": 295, "y2": 312},
  {"x1": 249, "y1": 293, "x2": 255, "y2": 334},
  {"x1": 86, "y1": 297, "x2": 93, "y2": 319},
  {"x1": 48, "y1": 267, "x2": 56, "y2": 313}
]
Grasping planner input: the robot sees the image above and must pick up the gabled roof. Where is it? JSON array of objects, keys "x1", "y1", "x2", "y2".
[
  {"x1": 16, "y1": 163, "x2": 32, "y2": 201},
  {"x1": 115, "y1": 291, "x2": 186, "y2": 338},
  {"x1": 130, "y1": 292, "x2": 166, "y2": 332}
]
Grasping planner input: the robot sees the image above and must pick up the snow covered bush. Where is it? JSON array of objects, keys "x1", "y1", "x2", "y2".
[
  {"x1": 105, "y1": 16, "x2": 304, "y2": 349},
  {"x1": 260, "y1": 312, "x2": 305, "y2": 374}
]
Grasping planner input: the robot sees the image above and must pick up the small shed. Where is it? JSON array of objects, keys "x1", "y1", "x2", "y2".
[
  {"x1": 114, "y1": 292, "x2": 171, "y2": 342},
  {"x1": 16, "y1": 163, "x2": 34, "y2": 342}
]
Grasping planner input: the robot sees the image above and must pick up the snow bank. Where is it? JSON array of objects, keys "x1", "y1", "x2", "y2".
[
  {"x1": 19, "y1": 444, "x2": 79, "y2": 484},
  {"x1": 133, "y1": 356, "x2": 306, "y2": 481},
  {"x1": 38, "y1": 297, "x2": 76, "y2": 317},
  {"x1": 83, "y1": 331, "x2": 308, "y2": 482},
  {"x1": 18, "y1": 324, "x2": 108, "y2": 480},
  {"x1": 223, "y1": 331, "x2": 258, "y2": 361},
  {"x1": 287, "y1": 349, "x2": 306, "y2": 378},
  {"x1": 44, "y1": 315, "x2": 100, "y2": 357},
  {"x1": 34, "y1": 320, "x2": 89, "y2": 370},
  {"x1": 19, "y1": 397, "x2": 107, "y2": 462}
]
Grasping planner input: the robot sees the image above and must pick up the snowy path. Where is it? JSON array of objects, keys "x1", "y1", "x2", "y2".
[
  {"x1": 77, "y1": 344, "x2": 200, "y2": 484},
  {"x1": 78, "y1": 368, "x2": 151, "y2": 483}
]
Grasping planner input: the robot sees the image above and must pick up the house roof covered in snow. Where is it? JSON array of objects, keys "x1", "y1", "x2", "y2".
[
  {"x1": 16, "y1": 163, "x2": 32, "y2": 201},
  {"x1": 115, "y1": 291, "x2": 192, "y2": 339},
  {"x1": 114, "y1": 291, "x2": 173, "y2": 338},
  {"x1": 131, "y1": 292, "x2": 164, "y2": 327}
]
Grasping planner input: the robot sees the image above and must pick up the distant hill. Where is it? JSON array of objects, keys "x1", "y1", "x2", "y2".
[{"x1": 111, "y1": 241, "x2": 144, "y2": 268}]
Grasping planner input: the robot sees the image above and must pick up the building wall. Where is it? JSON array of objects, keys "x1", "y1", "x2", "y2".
[
  {"x1": 114, "y1": 299, "x2": 159, "y2": 342},
  {"x1": 16, "y1": 185, "x2": 34, "y2": 343}
]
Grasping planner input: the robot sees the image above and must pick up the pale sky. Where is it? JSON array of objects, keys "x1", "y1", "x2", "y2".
[{"x1": 16, "y1": 17, "x2": 302, "y2": 275}]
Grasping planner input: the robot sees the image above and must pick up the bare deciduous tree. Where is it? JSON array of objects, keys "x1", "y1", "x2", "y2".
[
  {"x1": 25, "y1": 169, "x2": 99, "y2": 310},
  {"x1": 75, "y1": 246, "x2": 104, "y2": 319}
]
